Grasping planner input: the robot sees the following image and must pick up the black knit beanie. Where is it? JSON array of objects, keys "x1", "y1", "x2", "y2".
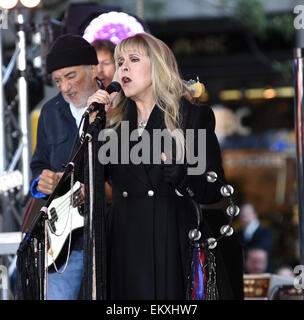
[{"x1": 46, "y1": 34, "x2": 98, "y2": 73}]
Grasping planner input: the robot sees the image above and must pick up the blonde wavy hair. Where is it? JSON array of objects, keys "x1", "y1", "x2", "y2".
[{"x1": 109, "y1": 33, "x2": 191, "y2": 161}]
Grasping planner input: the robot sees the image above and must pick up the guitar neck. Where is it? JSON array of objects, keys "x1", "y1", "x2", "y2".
[{"x1": 71, "y1": 186, "x2": 84, "y2": 208}]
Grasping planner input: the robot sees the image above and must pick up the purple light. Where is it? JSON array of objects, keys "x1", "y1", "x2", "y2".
[{"x1": 83, "y1": 11, "x2": 145, "y2": 45}]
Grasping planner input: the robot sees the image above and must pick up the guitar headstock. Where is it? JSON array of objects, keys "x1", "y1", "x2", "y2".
[
  {"x1": 184, "y1": 79, "x2": 207, "y2": 102},
  {"x1": 70, "y1": 183, "x2": 84, "y2": 208},
  {"x1": 0, "y1": 170, "x2": 23, "y2": 195}
]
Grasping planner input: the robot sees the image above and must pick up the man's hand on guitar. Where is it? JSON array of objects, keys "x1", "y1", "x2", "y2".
[{"x1": 37, "y1": 169, "x2": 63, "y2": 195}]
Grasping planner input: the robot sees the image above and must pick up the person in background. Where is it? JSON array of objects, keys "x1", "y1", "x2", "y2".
[
  {"x1": 237, "y1": 203, "x2": 272, "y2": 271},
  {"x1": 244, "y1": 247, "x2": 269, "y2": 274},
  {"x1": 91, "y1": 39, "x2": 116, "y2": 88}
]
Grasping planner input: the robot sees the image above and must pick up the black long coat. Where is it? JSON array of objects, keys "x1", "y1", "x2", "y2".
[{"x1": 104, "y1": 98, "x2": 226, "y2": 300}]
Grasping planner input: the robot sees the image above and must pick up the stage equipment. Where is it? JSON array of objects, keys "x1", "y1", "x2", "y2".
[
  {"x1": 0, "y1": 28, "x2": 5, "y2": 174},
  {"x1": 294, "y1": 46, "x2": 304, "y2": 282},
  {"x1": 36, "y1": 14, "x2": 64, "y2": 83},
  {"x1": 63, "y1": 2, "x2": 120, "y2": 36},
  {"x1": 270, "y1": 285, "x2": 304, "y2": 300},
  {"x1": 0, "y1": 0, "x2": 40, "y2": 9},
  {"x1": 0, "y1": 1, "x2": 42, "y2": 285},
  {"x1": 20, "y1": 0, "x2": 40, "y2": 8},
  {"x1": 243, "y1": 274, "x2": 295, "y2": 300},
  {"x1": 293, "y1": 24, "x2": 304, "y2": 300},
  {"x1": 15, "y1": 11, "x2": 30, "y2": 198},
  {"x1": 0, "y1": 0, "x2": 42, "y2": 196},
  {"x1": 83, "y1": 11, "x2": 146, "y2": 44},
  {"x1": 0, "y1": 0, "x2": 18, "y2": 10},
  {"x1": 0, "y1": 232, "x2": 22, "y2": 255}
]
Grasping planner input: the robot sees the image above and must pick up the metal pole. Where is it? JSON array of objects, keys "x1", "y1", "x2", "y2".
[
  {"x1": 0, "y1": 22, "x2": 9, "y2": 301},
  {"x1": 294, "y1": 47, "x2": 304, "y2": 266},
  {"x1": 88, "y1": 137, "x2": 96, "y2": 300},
  {"x1": 0, "y1": 29, "x2": 6, "y2": 175},
  {"x1": 136, "y1": 0, "x2": 144, "y2": 20},
  {"x1": 16, "y1": 11, "x2": 31, "y2": 198}
]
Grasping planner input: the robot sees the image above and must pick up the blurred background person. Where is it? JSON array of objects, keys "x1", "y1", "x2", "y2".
[
  {"x1": 237, "y1": 203, "x2": 272, "y2": 271},
  {"x1": 237, "y1": 203, "x2": 272, "y2": 252},
  {"x1": 245, "y1": 247, "x2": 269, "y2": 274},
  {"x1": 91, "y1": 39, "x2": 116, "y2": 88}
]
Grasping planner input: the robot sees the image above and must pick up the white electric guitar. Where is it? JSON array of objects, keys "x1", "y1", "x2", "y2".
[{"x1": 46, "y1": 181, "x2": 84, "y2": 267}]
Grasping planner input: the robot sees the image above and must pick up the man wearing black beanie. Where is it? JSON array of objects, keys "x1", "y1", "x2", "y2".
[{"x1": 29, "y1": 34, "x2": 102, "y2": 300}]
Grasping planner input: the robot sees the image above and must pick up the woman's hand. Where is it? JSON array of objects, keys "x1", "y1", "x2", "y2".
[{"x1": 86, "y1": 89, "x2": 118, "y2": 123}]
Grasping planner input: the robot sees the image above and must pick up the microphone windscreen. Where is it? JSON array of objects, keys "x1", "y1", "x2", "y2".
[{"x1": 106, "y1": 81, "x2": 121, "y2": 94}]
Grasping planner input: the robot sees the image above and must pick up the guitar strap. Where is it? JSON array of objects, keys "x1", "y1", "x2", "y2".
[{"x1": 21, "y1": 198, "x2": 47, "y2": 234}]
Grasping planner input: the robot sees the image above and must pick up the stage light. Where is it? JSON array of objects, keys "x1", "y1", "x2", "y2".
[
  {"x1": 0, "y1": 0, "x2": 18, "y2": 9},
  {"x1": 83, "y1": 11, "x2": 145, "y2": 44},
  {"x1": 263, "y1": 88, "x2": 276, "y2": 99},
  {"x1": 0, "y1": 0, "x2": 41, "y2": 9},
  {"x1": 245, "y1": 88, "x2": 264, "y2": 99},
  {"x1": 219, "y1": 89, "x2": 242, "y2": 101},
  {"x1": 20, "y1": 0, "x2": 41, "y2": 8},
  {"x1": 276, "y1": 87, "x2": 294, "y2": 98}
]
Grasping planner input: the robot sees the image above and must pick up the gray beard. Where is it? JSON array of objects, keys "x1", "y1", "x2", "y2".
[
  {"x1": 64, "y1": 87, "x2": 96, "y2": 109},
  {"x1": 71, "y1": 99, "x2": 87, "y2": 109}
]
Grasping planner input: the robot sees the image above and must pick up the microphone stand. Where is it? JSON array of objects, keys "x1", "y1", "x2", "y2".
[
  {"x1": 83, "y1": 108, "x2": 107, "y2": 300},
  {"x1": 17, "y1": 109, "x2": 106, "y2": 300}
]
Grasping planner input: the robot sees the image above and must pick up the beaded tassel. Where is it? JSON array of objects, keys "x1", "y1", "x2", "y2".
[
  {"x1": 190, "y1": 243, "x2": 206, "y2": 300},
  {"x1": 204, "y1": 250, "x2": 219, "y2": 300}
]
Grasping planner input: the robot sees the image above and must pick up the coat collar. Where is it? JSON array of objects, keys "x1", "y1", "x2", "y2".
[
  {"x1": 124, "y1": 98, "x2": 165, "y2": 133},
  {"x1": 122, "y1": 98, "x2": 167, "y2": 187}
]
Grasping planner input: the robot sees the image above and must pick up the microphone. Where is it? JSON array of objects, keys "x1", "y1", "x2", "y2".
[
  {"x1": 83, "y1": 81, "x2": 121, "y2": 117},
  {"x1": 96, "y1": 77, "x2": 105, "y2": 90}
]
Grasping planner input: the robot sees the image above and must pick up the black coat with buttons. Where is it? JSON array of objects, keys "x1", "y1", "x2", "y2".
[{"x1": 104, "y1": 98, "x2": 229, "y2": 299}]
